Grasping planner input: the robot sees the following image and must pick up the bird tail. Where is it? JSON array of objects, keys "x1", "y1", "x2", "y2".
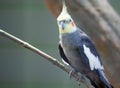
[
  {"x1": 98, "y1": 70, "x2": 113, "y2": 88},
  {"x1": 86, "y1": 71, "x2": 113, "y2": 88}
]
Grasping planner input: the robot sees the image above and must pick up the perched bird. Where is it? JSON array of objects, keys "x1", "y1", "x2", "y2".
[{"x1": 57, "y1": 1, "x2": 113, "y2": 88}]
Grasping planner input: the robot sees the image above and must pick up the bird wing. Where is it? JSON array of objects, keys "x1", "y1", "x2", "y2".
[
  {"x1": 59, "y1": 43, "x2": 70, "y2": 65},
  {"x1": 78, "y1": 35, "x2": 104, "y2": 71},
  {"x1": 77, "y1": 34, "x2": 112, "y2": 88}
]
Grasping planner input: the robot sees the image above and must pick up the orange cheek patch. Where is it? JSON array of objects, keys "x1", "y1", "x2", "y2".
[{"x1": 72, "y1": 21, "x2": 75, "y2": 27}]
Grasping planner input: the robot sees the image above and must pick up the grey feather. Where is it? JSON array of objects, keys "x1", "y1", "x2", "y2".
[{"x1": 59, "y1": 28, "x2": 113, "y2": 88}]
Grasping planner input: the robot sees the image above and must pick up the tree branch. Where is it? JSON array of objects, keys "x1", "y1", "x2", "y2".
[{"x1": 0, "y1": 29, "x2": 93, "y2": 88}]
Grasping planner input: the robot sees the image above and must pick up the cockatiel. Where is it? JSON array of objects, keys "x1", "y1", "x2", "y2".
[{"x1": 57, "y1": 1, "x2": 113, "y2": 88}]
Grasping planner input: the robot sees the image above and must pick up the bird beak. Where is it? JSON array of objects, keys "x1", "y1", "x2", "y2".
[{"x1": 61, "y1": 22, "x2": 65, "y2": 30}]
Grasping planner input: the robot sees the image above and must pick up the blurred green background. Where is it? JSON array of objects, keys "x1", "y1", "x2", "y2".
[{"x1": 0, "y1": 0, "x2": 120, "y2": 88}]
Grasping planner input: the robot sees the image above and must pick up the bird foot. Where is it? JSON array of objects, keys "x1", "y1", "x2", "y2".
[
  {"x1": 69, "y1": 69, "x2": 82, "y2": 86},
  {"x1": 69, "y1": 69, "x2": 77, "y2": 79},
  {"x1": 76, "y1": 75, "x2": 85, "y2": 86}
]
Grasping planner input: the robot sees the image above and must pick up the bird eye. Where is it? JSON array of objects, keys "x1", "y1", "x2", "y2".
[
  {"x1": 63, "y1": 20, "x2": 66, "y2": 23},
  {"x1": 68, "y1": 19, "x2": 72, "y2": 23}
]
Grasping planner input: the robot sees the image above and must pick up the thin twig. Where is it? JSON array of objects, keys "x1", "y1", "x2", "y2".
[{"x1": 0, "y1": 29, "x2": 93, "y2": 88}]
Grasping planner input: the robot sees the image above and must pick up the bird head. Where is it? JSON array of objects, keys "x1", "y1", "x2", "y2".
[{"x1": 57, "y1": 1, "x2": 77, "y2": 34}]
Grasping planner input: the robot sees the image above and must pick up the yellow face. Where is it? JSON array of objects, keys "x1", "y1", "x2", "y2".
[{"x1": 57, "y1": 18, "x2": 76, "y2": 34}]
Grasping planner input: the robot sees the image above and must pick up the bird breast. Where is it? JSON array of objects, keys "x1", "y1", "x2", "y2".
[{"x1": 60, "y1": 33, "x2": 86, "y2": 72}]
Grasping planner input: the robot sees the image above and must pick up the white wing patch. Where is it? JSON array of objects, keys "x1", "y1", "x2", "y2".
[{"x1": 83, "y1": 45, "x2": 104, "y2": 70}]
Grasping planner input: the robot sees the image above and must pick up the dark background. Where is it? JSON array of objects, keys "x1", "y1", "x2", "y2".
[{"x1": 0, "y1": 0, "x2": 119, "y2": 88}]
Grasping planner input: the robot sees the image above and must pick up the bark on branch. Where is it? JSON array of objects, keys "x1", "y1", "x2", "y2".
[{"x1": 0, "y1": 29, "x2": 93, "y2": 88}]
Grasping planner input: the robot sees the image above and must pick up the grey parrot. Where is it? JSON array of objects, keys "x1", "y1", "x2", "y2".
[{"x1": 57, "y1": 1, "x2": 113, "y2": 88}]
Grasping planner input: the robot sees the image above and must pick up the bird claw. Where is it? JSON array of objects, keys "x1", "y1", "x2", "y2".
[
  {"x1": 69, "y1": 69, "x2": 86, "y2": 86},
  {"x1": 76, "y1": 75, "x2": 85, "y2": 86},
  {"x1": 69, "y1": 69, "x2": 82, "y2": 86},
  {"x1": 69, "y1": 69, "x2": 77, "y2": 79}
]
